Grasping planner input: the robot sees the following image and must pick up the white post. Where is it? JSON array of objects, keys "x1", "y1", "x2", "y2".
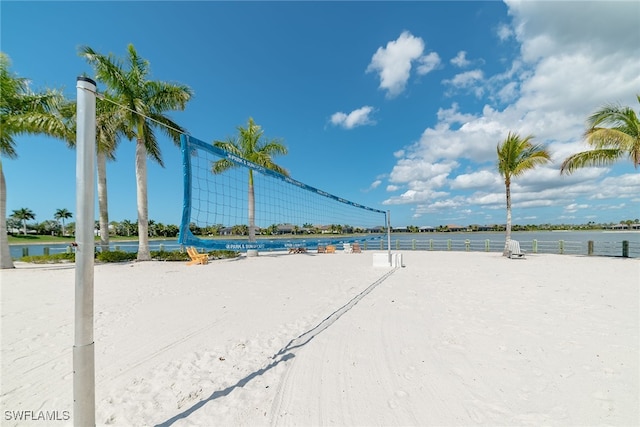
[
  {"x1": 386, "y1": 210, "x2": 392, "y2": 266},
  {"x1": 74, "y1": 76, "x2": 96, "y2": 426}
]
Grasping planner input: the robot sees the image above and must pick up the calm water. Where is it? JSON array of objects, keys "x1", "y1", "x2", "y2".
[{"x1": 9, "y1": 231, "x2": 640, "y2": 258}]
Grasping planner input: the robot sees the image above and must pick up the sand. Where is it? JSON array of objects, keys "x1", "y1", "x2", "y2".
[{"x1": 1, "y1": 250, "x2": 638, "y2": 426}]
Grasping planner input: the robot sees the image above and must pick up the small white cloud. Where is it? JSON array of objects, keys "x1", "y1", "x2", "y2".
[
  {"x1": 417, "y1": 52, "x2": 441, "y2": 75},
  {"x1": 386, "y1": 184, "x2": 400, "y2": 192},
  {"x1": 496, "y1": 23, "x2": 513, "y2": 42},
  {"x1": 451, "y1": 51, "x2": 471, "y2": 68},
  {"x1": 370, "y1": 180, "x2": 382, "y2": 189},
  {"x1": 564, "y1": 203, "x2": 588, "y2": 213},
  {"x1": 366, "y1": 31, "x2": 440, "y2": 98},
  {"x1": 330, "y1": 106, "x2": 375, "y2": 129},
  {"x1": 444, "y1": 69, "x2": 484, "y2": 89}
]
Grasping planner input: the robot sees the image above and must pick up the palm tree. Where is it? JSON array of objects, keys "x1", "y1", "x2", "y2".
[
  {"x1": 80, "y1": 44, "x2": 193, "y2": 260},
  {"x1": 561, "y1": 95, "x2": 640, "y2": 174},
  {"x1": 60, "y1": 92, "x2": 129, "y2": 251},
  {"x1": 11, "y1": 208, "x2": 35, "y2": 235},
  {"x1": 54, "y1": 208, "x2": 73, "y2": 236},
  {"x1": 497, "y1": 132, "x2": 551, "y2": 256},
  {"x1": 95, "y1": 93, "x2": 135, "y2": 252},
  {"x1": 212, "y1": 118, "x2": 289, "y2": 243},
  {"x1": 1, "y1": 53, "x2": 71, "y2": 269}
]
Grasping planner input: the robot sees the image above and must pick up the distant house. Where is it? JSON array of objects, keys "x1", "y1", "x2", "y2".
[
  {"x1": 219, "y1": 227, "x2": 234, "y2": 236},
  {"x1": 608, "y1": 224, "x2": 629, "y2": 230},
  {"x1": 392, "y1": 226, "x2": 409, "y2": 233},
  {"x1": 419, "y1": 226, "x2": 435, "y2": 232},
  {"x1": 276, "y1": 224, "x2": 295, "y2": 234},
  {"x1": 368, "y1": 226, "x2": 385, "y2": 234},
  {"x1": 445, "y1": 224, "x2": 466, "y2": 232}
]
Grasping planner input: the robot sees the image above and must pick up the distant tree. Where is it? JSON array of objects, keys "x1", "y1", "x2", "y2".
[
  {"x1": 497, "y1": 132, "x2": 551, "y2": 256},
  {"x1": 232, "y1": 224, "x2": 248, "y2": 235},
  {"x1": 120, "y1": 219, "x2": 136, "y2": 237},
  {"x1": 36, "y1": 219, "x2": 60, "y2": 236},
  {"x1": 212, "y1": 118, "x2": 289, "y2": 243},
  {"x1": 11, "y1": 207, "x2": 35, "y2": 235},
  {"x1": 561, "y1": 95, "x2": 640, "y2": 174},
  {"x1": 165, "y1": 224, "x2": 179, "y2": 237},
  {"x1": 54, "y1": 208, "x2": 73, "y2": 236},
  {"x1": 148, "y1": 219, "x2": 157, "y2": 237}
]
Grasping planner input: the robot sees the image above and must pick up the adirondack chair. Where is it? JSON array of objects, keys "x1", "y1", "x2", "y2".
[
  {"x1": 507, "y1": 240, "x2": 526, "y2": 259},
  {"x1": 352, "y1": 242, "x2": 362, "y2": 253},
  {"x1": 186, "y1": 246, "x2": 209, "y2": 265}
]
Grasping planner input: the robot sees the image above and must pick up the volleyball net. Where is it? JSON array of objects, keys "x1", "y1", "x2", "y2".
[{"x1": 178, "y1": 135, "x2": 388, "y2": 252}]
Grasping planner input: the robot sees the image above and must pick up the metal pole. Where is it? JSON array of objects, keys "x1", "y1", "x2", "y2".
[
  {"x1": 74, "y1": 76, "x2": 96, "y2": 426},
  {"x1": 386, "y1": 210, "x2": 391, "y2": 266}
]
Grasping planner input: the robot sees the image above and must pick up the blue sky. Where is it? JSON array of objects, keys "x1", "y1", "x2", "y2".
[{"x1": 2, "y1": 0, "x2": 639, "y2": 228}]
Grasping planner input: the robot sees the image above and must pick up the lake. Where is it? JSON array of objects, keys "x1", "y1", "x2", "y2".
[{"x1": 9, "y1": 230, "x2": 640, "y2": 259}]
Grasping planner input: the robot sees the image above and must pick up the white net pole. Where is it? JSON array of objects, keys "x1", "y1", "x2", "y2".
[{"x1": 74, "y1": 76, "x2": 96, "y2": 426}]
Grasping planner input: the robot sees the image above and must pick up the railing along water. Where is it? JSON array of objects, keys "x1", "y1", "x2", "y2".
[{"x1": 364, "y1": 238, "x2": 638, "y2": 258}]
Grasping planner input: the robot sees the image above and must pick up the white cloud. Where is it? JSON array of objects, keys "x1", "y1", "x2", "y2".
[
  {"x1": 366, "y1": 31, "x2": 440, "y2": 98},
  {"x1": 451, "y1": 51, "x2": 471, "y2": 68},
  {"x1": 564, "y1": 203, "x2": 588, "y2": 213},
  {"x1": 417, "y1": 52, "x2": 441, "y2": 75},
  {"x1": 450, "y1": 170, "x2": 501, "y2": 190},
  {"x1": 367, "y1": 180, "x2": 382, "y2": 191},
  {"x1": 330, "y1": 106, "x2": 376, "y2": 129},
  {"x1": 496, "y1": 23, "x2": 513, "y2": 42},
  {"x1": 446, "y1": 69, "x2": 484, "y2": 88}
]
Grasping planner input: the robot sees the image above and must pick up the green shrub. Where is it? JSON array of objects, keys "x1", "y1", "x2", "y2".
[
  {"x1": 209, "y1": 250, "x2": 240, "y2": 259},
  {"x1": 96, "y1": 250, "x2": 137, "y2": 263},
  {"x1": 151, "y1": 250, "x2": 189, "y2": 261},
  {"x1": 19, "y1": 252, "x2": 76, "y2": 264},
  {"x1": 17, "y1": 248, "x2": 240, "y2": 264},
  {"x1": 150, "y1": 249, "x2": 240, "y2": 261}
]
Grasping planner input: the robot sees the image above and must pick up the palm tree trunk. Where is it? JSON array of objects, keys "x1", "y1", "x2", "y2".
[
  {"x1": 503, "y1": 180, "x2": 512, "y2": 256},
  {"x1": 248, "y1": 170, "x2": 256, "y2": 243},
  {"x1": 97, "y1": 151, "x2": 110, "y2": 252},
  {"x1": 0, "y1": 161, "x2": 15, "y2": 269},
  {"x1": 136, "y1": 139, "x2": 151, "y2": 260}
]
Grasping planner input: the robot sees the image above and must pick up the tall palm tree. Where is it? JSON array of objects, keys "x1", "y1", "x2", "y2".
[
  {"x1": 95, "y1": 93, "x2": 133, "y2": 252},
  {"x1": 1, "y1": 53, "x2": 71, "y2": 269},
  {"x1": 212, "y1": 118, "x2": 289, "y2": 243},
  {"x1": 561, "y1": 95, "x2": 640, "y2": 174},
  {"x1": 54, "y1": 208, "x2": 73, "y2": 236},
  {"x1": 80, "y1": 44, "x2": 193, "y2": 260},
  {"x1": 11, "y1": 207, "x2": 35, "y2": 235},
  {"x1": 497, "y1": 132, "x2": 551, "y2": 256},
  {"x1": 65, "y1": 91, "x2": 132, "y2": 251}
]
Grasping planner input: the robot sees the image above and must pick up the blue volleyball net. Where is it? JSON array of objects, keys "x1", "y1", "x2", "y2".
[{"x1": 178, "y1": 135, "x2": 388, "y2": 252}]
